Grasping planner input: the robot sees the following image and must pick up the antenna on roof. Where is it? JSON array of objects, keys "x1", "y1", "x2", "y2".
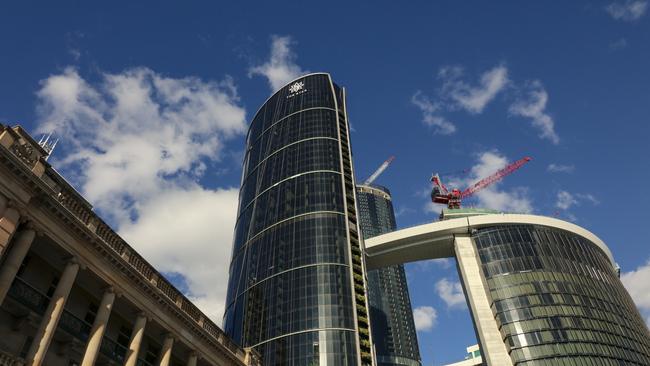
[{"x1": 38, "y1": 132, "x2": 59, "y2": 161}]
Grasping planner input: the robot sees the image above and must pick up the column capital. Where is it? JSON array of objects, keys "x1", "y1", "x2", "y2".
[
  {"x1": 5, "y1": 198, "x2": 18, "y2": 209},
  {"x1": 135, "y1": 311, "x2": 149, "y2": 320},
  {"x1": 104, "y1": 286, "x2": 124, "y2": 299},
  {"x1": 64, "y1": 256, "x2": 86, "y2": 270},
  {"x1": 21, "y1": 221, "x2": 44, "y2": 237}
]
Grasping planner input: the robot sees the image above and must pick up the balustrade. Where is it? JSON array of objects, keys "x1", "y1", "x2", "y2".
[
  {"x1": 99, "y1": 336, "x2": 127, "y2": 364},
  {"x1": 8, "y1": 276, "x2": 49, "y2": 314}
]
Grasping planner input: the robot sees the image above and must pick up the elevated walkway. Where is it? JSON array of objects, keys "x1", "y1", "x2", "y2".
[{"x1": 363, "y1": 213, "x2": 613, "y2": 270}]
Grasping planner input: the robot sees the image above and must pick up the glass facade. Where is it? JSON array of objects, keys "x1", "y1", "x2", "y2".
[
  {"x1": 357, "y1": 184, "x2": 422, "y2": 366},
  {"x1": 473, "y1": 225, "x2": 650, "y2": 365},
  {"x1": 224, "y1": 73, "x2": 373, "y2": 365}
]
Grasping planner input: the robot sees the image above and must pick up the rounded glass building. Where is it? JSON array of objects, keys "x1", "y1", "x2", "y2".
[
  {"x1": 364, "y1": 212, "x2": 650, "y2": 366},
  {"x1": 472, "y1": 223, "x2": 650, "y2": 365},
  {"x1": 224, "y1": 73, "x2": 373, "y2": 366}
]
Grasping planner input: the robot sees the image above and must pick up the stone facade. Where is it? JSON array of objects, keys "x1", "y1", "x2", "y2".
[{"x1": 0, "y1": 124, "x2": 260, "y2": 366}]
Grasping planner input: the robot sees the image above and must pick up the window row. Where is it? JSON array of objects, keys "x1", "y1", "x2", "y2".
[
  {"x1": 242, "y1": 108, "x2": 340, "y2": 178},
  {"x1": 475, "y1": 226, "x2": 613, "y2": 276},
  {"x1": 239, "y1": 138, "x2": 341, "y2": 211},
  {"x1": 487, "y1": 271, "x2": 640, "y2": 317},
  {"x1": 223, "y1": 264, "x2": 355, "y2": 346},
  {"x1": 254, "y1": 330, "x2": 359, "y2": 366},
  {"x1": 510, "y1": 340, "x2": 649, "y2": 365},
  {"x1": 226, "y1": 213, "x2": 350, "y2": 305},
  {"x1": 247, "y1": 74, "x2": 336, "y2": 144},
  {"x1": 233, "y1": 172, "x2": 344, "y2": 251},
  {"x1": 500, "y1": 315, "x2": 649, "y2": 351}
]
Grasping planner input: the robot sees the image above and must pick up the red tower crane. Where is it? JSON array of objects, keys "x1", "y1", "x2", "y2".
[{"x1": 431, "y1": 156, "x2": 532, "y2": 209}]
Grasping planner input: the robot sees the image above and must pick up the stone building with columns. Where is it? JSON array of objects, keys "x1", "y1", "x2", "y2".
[{"x1": 0, "y1": 123, "x2": 260, "y2": 366}]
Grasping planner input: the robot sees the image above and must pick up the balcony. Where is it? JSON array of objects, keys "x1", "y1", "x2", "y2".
[
  {"x1": 7, "y1": 276, "x2": 48, "y2": 315},
  {"x1": 59, "y1": 310, "x2": 91, "y2": 341},
  {"x1": 100, "y1": 336, "x2": 127, "y2": 364}
]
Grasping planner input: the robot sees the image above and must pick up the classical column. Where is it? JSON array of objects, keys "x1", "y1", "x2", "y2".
[
  {"x1": 81, "y1": 287, "x2": 116, "y2": 366},
  {"x1": 26, "y1": 259, "x2": 80, "y2": 366},
  {"x1": 0, "y1": 196, "x2": 21, "y2": 257},
  {"x1": 124, "y1": 313, "x2": 147, "y2": 366},
  {"x1": 454, "y1": 234, "x2": 513, "y2": 366},
  {"x1": 0, "y1": 228, "x2": 35, "y2": 305},
  {"x1": 159, "y1": 333, "x2": 174, "y2": 366},
  {"x1": 186, "y1": 351, "x2": 198, "y2": 366}
]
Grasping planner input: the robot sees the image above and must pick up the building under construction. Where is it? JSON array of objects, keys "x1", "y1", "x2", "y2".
[{"x1": 357, "y1": 183, "x2": 421, "y2": 366}]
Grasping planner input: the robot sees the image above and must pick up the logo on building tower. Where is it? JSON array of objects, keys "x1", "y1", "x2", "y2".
[{"x1": 289, "y1": 81, "x2": 304, "y2": 93}]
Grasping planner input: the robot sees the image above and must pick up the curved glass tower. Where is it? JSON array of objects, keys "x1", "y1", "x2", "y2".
[
  {"x1": 472, "y1": 224, "x2": 650, "y2": 365},
  {"x1": 224, "y1": 73, "x2": 373, "y2": 366},
  {"x1": 356, "y1": 184, "x2": 421, "y2": 366}
]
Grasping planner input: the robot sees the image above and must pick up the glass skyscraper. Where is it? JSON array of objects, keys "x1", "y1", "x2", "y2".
[
  {"x1": 356, "y1": 184, "x2": 421, "y2": 366},
  {"x1": 224, "y1": 73, "x2": 373, "y2": 366}
]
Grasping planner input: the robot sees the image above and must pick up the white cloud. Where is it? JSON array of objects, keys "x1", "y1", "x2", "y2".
[
  {"x1": 410, "y1": 258, "x2": 454, "y2": 272},
  {"x1": 609, "y1": 38, "x2": 629, "y2": 50},
  {"x1": 411, "y1": 64, "x2": 508, "y2": 134},
  {"x1": 413, "y1": 306, "x2": 438, "y2": 331},
  {"x1": 411, "y1": 91, "x2": 456, "y2": 134},
  {"x1": 435, "y1": 278, "x2": 466, "y2": 308},
  {"x1": 249, "y1": 35, "x2": 307, "y2": 93},
  {"x1": 440, "y1": 65, "x2": 509, "y2": 114},
  {"x1": 424, "y1": 201, "x2": 444, "y2": 215},
  {"x1": 556, "y1": 191, "x2": 578, "y2": 210},
  {"x1": 606, "y1": 1, "x2": 648, "y2": 22},
  {"x1": 547, "y1": 163, "x2": 575, "y2": 173},
  {"x1": 620, "y1": 259, "x2": 650, "y2": 326},
  {"x1": 432, "y1": 258, "x2": 453, "y2": 269},
  {"x1": 555, "y1": 190, "x2": 600, "y2": 211},
  {"x1": 452, "y1": 151, "x2": 533, "y2": 213},
  {"x1": 509, "y1": 81, "x2": 560, "y2": 144},
  {"x1": 576, "y1": 193, "x2": 600, "y2": 205},
  {"x1": 414, "y1": 65, "x2": 559, "y2": 144},
  {"x1": 36, "y1": 67, "x2": 247, "y2": 323},
  {"x1": 394, "y1": 206, "x2": 415, "y2": 217},
  {"x1": 119, "y1": 187, "x2": 239, "y2": 321}
]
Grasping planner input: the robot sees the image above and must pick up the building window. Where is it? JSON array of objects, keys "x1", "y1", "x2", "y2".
[
  {"x1": 144, "y1": 344, "x2": 160, "y2": 364},
  {"x1": 16, "y1": 255, "x2": 31, "y2": 278},
  {"x1": 19, "y1": 336, "x2": 33, "y2": 358},
  {"x1": 46, "y1": 276, "x2": 59, "y2": 298},
  {"x1": 117, "y1": 325, "x2": 131, "y2": 348},
  {"x1": 84, "y1": 302, "x2": 98, "y2": 324}
]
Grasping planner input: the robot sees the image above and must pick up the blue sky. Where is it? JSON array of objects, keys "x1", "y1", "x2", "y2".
[{"x1": 1, "y1": 1, "x2": 649, "y2": 364}]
